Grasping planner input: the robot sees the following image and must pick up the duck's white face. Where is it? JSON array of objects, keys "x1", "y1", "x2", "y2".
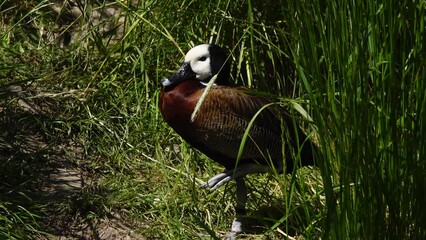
[
  {"x1": 184, "y1": 44, "x2": 212, "y2": 81},
  {"x1": 162, "y1": 44, "x2": 229, "y2": 89}
]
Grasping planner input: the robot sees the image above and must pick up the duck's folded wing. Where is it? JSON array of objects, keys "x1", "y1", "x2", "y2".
[{"x1": 191, "y1": 87, "x2": 283, "y2": 161}]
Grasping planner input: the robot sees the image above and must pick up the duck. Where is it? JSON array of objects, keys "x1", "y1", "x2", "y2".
[{"x1": 159, "y1": 44, "x2": 316, "y2": 235}]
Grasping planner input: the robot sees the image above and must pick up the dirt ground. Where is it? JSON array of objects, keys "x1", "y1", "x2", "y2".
[{"x1": 0, "y1": 84, "x2": 143, "y2": 239}]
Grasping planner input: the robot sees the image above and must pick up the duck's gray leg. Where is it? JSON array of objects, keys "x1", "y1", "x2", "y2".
[{"x1": 231, "y1": 178, "x2": 247, "y2": 234}]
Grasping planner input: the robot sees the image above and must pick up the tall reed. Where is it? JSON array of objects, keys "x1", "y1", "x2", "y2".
[
  {"x1": 2, "y1": 0, "x2": 425, "y2": 238},
  {"x1": 287, "y1": 0, "x2": 426, "y2": 238}
]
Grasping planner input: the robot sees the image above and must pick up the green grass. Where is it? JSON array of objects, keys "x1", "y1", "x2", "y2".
[
  {"x1": 1, "y1": 0, "x2": 425, "y2": 239},
  {"x1": 287, "y1": 0, "x2": 426, "y2": 238}
]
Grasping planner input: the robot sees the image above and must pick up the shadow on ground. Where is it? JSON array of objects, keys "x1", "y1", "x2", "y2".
[{"x1": 0, "y1": 84, "x2": 140, "y2": 239}]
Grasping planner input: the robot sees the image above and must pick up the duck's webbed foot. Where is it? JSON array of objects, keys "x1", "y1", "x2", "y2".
[
  {"x1": 201, "y1": 164, "x2": 270, "y2": 237},
  {"x1": 201, "y1": 163, "x2": 270, "y2": 191}
]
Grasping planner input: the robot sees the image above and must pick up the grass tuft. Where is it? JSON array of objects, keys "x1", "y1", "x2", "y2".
[{"x1": 1, "y1": 0, "x2": 425, "y2": 239}]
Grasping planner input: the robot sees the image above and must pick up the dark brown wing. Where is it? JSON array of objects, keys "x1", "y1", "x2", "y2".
[{"x1": 190, "y1": 86, "x2": 283, "y2": 169}]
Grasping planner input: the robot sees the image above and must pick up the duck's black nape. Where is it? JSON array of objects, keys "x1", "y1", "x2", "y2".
[{"x1": 207, "y1": 44, "x2": 231, "y2": 85}]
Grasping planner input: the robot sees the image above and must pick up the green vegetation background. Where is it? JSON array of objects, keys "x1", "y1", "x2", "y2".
[{"x1": 1, "y1": 0, "x2": 425, "y2": 239}]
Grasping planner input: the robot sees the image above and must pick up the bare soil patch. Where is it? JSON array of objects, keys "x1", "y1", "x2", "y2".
[{"x1": 0, "y1": 84, "x2": 143, "y2": 239}]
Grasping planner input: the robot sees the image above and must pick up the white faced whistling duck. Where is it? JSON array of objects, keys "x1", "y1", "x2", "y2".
[{"x1": 159, "y1": 44, "x2": 316, "y2": 235}]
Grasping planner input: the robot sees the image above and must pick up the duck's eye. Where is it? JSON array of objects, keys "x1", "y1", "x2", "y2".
[{"x1": 199, "y1": 56, "x2": 207, "y2": 61}]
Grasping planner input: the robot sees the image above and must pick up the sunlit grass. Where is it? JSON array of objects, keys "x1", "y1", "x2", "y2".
[
  {"x1": 288, "y1": 0, "x2": 426, "y2": 238},
  {"x1": 1, "y1": 0, "x2": 425, "y2": 239}
]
